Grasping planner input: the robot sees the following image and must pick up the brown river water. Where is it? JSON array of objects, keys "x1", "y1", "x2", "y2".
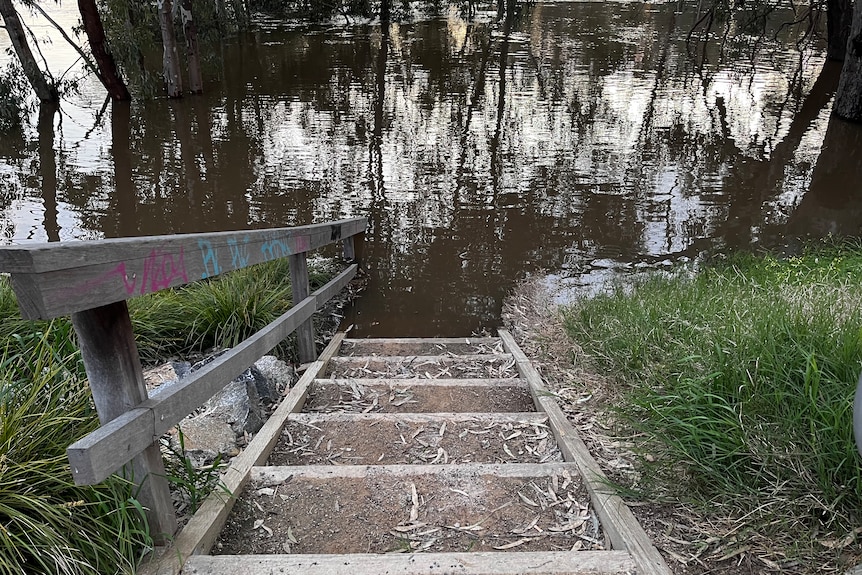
[{"x1": 1, "y1": 2, "x2": 861, "y2": 336}]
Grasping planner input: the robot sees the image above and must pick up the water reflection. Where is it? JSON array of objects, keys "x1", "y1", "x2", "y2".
[{"x1": 1, "y1": 2, "x2": 861, "y2": 335}]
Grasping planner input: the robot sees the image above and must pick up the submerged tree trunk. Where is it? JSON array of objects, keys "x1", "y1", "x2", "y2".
[
  {"x1": 157, "y1": 0, "x2": 183, "y2": 98},
  {"x1": 834, "y1": 0, "x2": 862, "y2": 120},
  {"x1": 0, "y1": 0, "x2": 58, "y2": 103},
  {"x1": 180, "y1": 0, "x2": 203, "y2": 93},
  {"x1": 827, "y1": 0, "x2": 852, "y2": 61},
  {"x1": 78, "y1": 0, "x2": 131, "y2": 101}
]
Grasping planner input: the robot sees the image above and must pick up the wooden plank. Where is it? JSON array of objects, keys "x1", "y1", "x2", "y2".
[
  {"x1": 182, "y1": 550, "x2": 637, "y2": 575},
  {"x1": 329, "y1": 354, "x2": 514, "y2": 364},
  {"x1": 67, "y1": 296, "x2": 314, "y2": 485},
  {"x1": 313, "y1": 378, "x2": 526, "y2": 388},
  {"x1": 498, "y1": 330, "x2": 672, "y2": 575},
  {"x1": 290, "y1": 253, "x2": 316, "y2": 363},
  {"x1": 342, "y1": 337, "x2": 501, "y2": 345},
  {"x1": 312, "y1": 264, "x2": 357, "y2": 306},
  {"x1": 71, "y1": 302, "x2": 177, "y2": 541},
  {"x1": 139, "y1": 334, "x2": 346, "y2": 575},
  {"x1": 252, "y1": 462, "x2": 583, "y2": 485},
  {"x1": 0, "y1": 217, "x2": 365, "y2": 319},
  {"x1": 289, "y1": 412, "x2": 549, "y2": 424}
]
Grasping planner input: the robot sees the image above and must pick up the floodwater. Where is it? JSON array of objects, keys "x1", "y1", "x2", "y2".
[{"x1": 1, "y1": 2, "x2": 861, "y2": 336}]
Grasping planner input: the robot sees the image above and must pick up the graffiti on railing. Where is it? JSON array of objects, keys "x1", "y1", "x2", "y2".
[
  {"x1": 228, "y1": 236, "x2": 251, "y2": 269},
  {"x1": 66, "y1": 248, "x2": 189, "y2": 297}
]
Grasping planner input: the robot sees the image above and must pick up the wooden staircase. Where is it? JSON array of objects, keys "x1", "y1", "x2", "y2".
[{"x1": 145, "y1": 331, "x2": 671, "y2": 575}]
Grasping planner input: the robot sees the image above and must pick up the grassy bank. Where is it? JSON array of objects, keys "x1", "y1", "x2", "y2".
[
  {"x1": 562, "y1": 244, "x2": 862, "y2": 566},
  {"x1": 0, "y1": 258, "x2": 340, "y2": 574}
]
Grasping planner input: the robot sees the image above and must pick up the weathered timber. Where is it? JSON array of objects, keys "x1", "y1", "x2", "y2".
[
  {"x1": 342, "y1": 235, "x2": 355, "y2": 261},
  {"x1": 498, "y1": 330, "x2": 672, "y2": 575},
  {"x1": 329, "y1": 353, "x2": 514, "y2": 365},
  {"x1": 0, "y1": 217, "x2": 365, "y2": 319},
  {"x1": 139, "y1": 333, "x2": 345, "y2": 575},
  {"x1": 342, "y1": 337, "x2": 500, "y2": 345},
  {"x1": 290, "y1": 252, "x2": 316, "y2": 363},
  {"x1": 67, "y1": 266, "x2": 355, "y2": 485},
  {"x1": 288, "y1": 411, "x2": 548, "y2": 424},
  {"x1": 71, "y1": 301, "x2": 178, "y2": 540},
  {"x1": 253, "y1": 461, "x2": 582, "y2": 484},
  {"x1": 182, "y1": 550, "x2": 637, "y2": 575},
  {"x1": 314, "y1": 377, "x2": 525, "y2": 388}
]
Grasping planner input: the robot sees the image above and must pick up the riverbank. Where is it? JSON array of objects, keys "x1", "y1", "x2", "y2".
[{"x1": 503, "y1": 243, "x2": 862, "y2": 574}]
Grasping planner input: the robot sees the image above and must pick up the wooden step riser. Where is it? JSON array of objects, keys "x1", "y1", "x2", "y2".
[
  {"x1": 340, "y1": 337, "x2": 504, "y2": 357},
  {"x1": 253, "y1": 462, "x2": 583, "y2": 483},
  {"x1": 183, "y1": 550, "x2": 636, "y2": 575}
]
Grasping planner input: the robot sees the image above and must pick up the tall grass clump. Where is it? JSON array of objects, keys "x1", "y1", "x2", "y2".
[
  {"x1": 562, "y1": 245, "x2": 862, "y2": 534},
  {"x1": 0, "y1": 328, "x2": 150, "y2": 574}
]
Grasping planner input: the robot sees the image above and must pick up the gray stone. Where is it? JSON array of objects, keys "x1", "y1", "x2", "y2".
[
  {"x1": 152, "y1": 351, "x2": 297, "y2": 467},
  {"x1": 253, "y1": 355, "x2": 297, "y2": 399},
  {"x1": 171, "y1": 418, "x2": 238, "y2": 468},
  {"x1": 204, "y1": 370, "x2": 265, "y2": 435}
]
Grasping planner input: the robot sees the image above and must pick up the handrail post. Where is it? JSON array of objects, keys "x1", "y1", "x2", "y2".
[
  {"x1": 71, "y1": 301, "x2": 178, "y2": 542},
  {"x1": 289, "y1": 252, "x2": 316, "y2": 362},
  {"x1": 342, "y1": 230, "x2": 364, "y2": 264}
]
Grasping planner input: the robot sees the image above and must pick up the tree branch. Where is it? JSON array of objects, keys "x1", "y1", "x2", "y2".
[{"x1": 29, "y1": 1, "x2": 104, "y2": 83}]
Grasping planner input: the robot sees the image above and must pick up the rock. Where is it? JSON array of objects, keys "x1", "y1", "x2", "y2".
[
  {"x1": 150, "y1": 352, "x2": 297, "y2": 467},
  {"x1": 254, "y1": 355, "x2": 297, "y2": 398},
  {"x1": 171, "y1": 418, "x2": 239, "y2": 468},
  {"x1": 144, "y1": 361, "x2": 191, "y2": 397},
  {"x1": 204, "y1": 370, "x2": 265, "y2": 436}
]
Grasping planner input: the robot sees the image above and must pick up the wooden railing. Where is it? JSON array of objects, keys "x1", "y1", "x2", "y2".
[{"x1": 0, "y1": 217, "x2": 366, "y2": 542}]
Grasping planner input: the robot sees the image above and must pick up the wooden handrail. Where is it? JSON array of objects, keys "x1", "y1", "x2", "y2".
[
  {"x1": 0, "y1": 217, "x2": 365, "y2": 319},
  {"x1": 0, "y1": 217, "x2": 366, "y2": 543},
  {"x1": 66, "y1": 265, "x2": 356, "y2": 485}
]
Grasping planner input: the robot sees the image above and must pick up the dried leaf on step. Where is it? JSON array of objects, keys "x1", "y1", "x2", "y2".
[{"x1": 493, "y1": 538, "x2": 532, "y2": 550}]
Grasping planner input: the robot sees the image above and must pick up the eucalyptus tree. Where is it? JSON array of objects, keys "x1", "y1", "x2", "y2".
[
  {"x1": 0, "y1": 0, "x2": 58, "y2": 103},
  {"x1": 834, "y1": 0, "x2": 862, "y2": 120},
  {"x1": 78, "y1": 0, "x2": 131, "y2": 100},
  {"x1": 157, "y1": 0, "x2": 182, "y2": 97}
]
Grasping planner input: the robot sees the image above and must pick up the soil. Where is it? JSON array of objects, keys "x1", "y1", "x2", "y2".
[
  {"x1": 304, "y1": 380, "x2": 535, "y2": 413},
  {"x1": 214, "y1": 469, "x2": 605, "y2": 555},
  {"x1": 269, "y1": 416, "x2": 562, "y2": 466},
  {"x1": 326, "y1": 355, "x2": 519, "y2": 380},
  {"x1": 339, "y1": 339, "x2": 504, "y2": 357}
]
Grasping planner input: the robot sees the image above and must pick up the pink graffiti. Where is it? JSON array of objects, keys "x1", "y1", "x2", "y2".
[{"x1": 69, "y1": 247, "x2": 189, "y2": 298}]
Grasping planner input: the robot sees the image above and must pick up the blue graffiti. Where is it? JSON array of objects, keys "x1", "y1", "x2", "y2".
[
  {"x1": 228, "y1": 236, "x2": 251, "y2": 270},
  {"x1": 198, "y1": 240, "x2": 221, "y2": 278},
  {"x1": 260, "y1": 238, "x2": 291, "y2": 261}
]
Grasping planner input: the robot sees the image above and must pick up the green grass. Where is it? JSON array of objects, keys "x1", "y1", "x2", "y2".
[
  {"x1": 0, "y1": 257, "x2": 341, "y2": 573},
  {"x1": 0, "y1": 329, "x2": 150, "y2": 574},
  {"x1": 562, "y1": 244, "x2": 862, "y2": 535}
]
